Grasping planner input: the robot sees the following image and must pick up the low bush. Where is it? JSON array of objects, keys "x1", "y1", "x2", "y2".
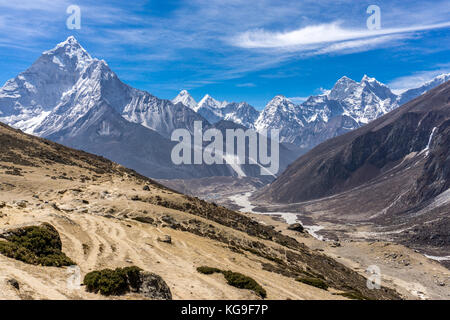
[
  {"x1": 196, "y1": 266, "x2": 267, "y2": 298},
  {"x1": 0, "y1": 223, "x2": 74, "y2": 267},
  {"x1": 335, "y1": 291, "x2": 369, "y2": 300},
  {"x1": 84, "y1": 266, "x2": 142, "y2": 296},
  {"x1": 296, "y1": 277, "x2": 329, "y2": 290},
  {"x1": 222, "y1": 271, "x2": 267, "y2": 298},
  {"x1": 196, "y1": 266, "x2": 222, "y2": 275}
]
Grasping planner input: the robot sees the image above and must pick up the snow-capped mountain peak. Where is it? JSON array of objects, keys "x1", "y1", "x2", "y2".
[
  {"x1": 255, "y1": 75, "x2": 405, "y2": 147},
  {"x1": 0, "y1": 37, "x2": 99, "y2": 132},
  {"x1": 327, "y1": 75, "x2": 398, "y2": 124},
  {"x1": 255, "y1": 94, "x2": 304, "y2": 141},
  {"x1": 191, "y1": 93, "x2": 259, "y2": 127},
  {"x1": 221, "y1": 101, "x2": 260, "y2": 129},
  {"x1": 0, "y1": 37, "x2": 205, "y2": 139},
  {"x1": 266, "y1": 95, "x2": 294, "y2": 110},
  {"x1": 172, "y1": 89, "x2": 198, "y2": 110},
  {"x1": 361, "y1": 74, "x2": 377, "y2": 83},
  {"x1": 42, "y1": 36, "x2": 92, "y2": 71},
  {"x1": 272, "y1": 95, "x2": 290, "y2": 102},
  {"x1": 194, "y1": 94, "x2": 228, "y2": 123},
  {"x1": 198, "y1": 94, "x2": 226, "y2": 109},
  {"x1": 398, "y1": 73, "x2": 450, "y2": 105}
]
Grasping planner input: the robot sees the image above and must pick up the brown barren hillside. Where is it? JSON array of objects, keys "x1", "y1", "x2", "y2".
[{"x1": 0, "y1": 122, "x2": 401, "y2": 300}]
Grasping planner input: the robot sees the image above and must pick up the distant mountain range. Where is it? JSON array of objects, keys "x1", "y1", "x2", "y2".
[
  {"x1": 258, "y1": 80, "x2": 450, "y2": 203},
  {"x1": 0, "y1": 37, "x2": 294, "y2": 180},
  {"x1": 256, "y1": 80, "x2": 450, "y2": 256},
  {"x1": 173, "y1": 91, "x2": 259, "y2": 129},
  {"x1": 174, "y1": 74, "x2": 450, "y2": 153},
  {"x1": 0, "y1": 36, "x2": 448, "y2": 181}
]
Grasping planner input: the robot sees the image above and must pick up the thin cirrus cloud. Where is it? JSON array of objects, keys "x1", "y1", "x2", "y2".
[
  {"x1": 231, "y1": 21, "x2": 450, "y2": 54},
  {"x1": 236, "y1": 83, "x2": 256, "y2": 88},
  {"x1": 388, "y1": 66, "x2": 450, "y2": 94}
]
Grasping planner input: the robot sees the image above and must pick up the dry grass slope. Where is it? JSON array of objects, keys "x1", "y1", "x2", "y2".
[{"x1": 0, "y1": 123, "x2": 400, "y2": 300}]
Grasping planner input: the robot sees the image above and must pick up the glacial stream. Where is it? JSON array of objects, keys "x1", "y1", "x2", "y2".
[{"x1": 228, "y1": 192, "x2": 327, "y2": 241}]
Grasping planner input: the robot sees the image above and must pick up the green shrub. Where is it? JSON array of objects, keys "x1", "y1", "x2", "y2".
[
  {"x1": 335, "y1": 291, "x2": 369, "y2": 300},
  {"x1": 121, "y1": 266, "x2": 142, "y2": 290},
  {"x1": 0, "y1": 223, "x2": 74, "y2": 267},
  {"x1": 296, "y1": 277, "x2": 329, "y2": 290},
  {"x1": 222, "y1": 271, "x2": 267, "y2": 298},
  {"x1": 196, "y1": 266, "x2": 267, "y2": 298},
  {"x1": 196, "y1": 266, "x2": 222, "y2": 275},
  {"x1": 84, "y1": 266, "x2": 143, "y2": 296}
]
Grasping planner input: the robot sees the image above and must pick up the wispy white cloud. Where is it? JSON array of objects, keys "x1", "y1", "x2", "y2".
[
  {"x1": 236, "y1": 83, "x2": 256, "y2": 87},
  {"x1": 388, "y1": 66, "x2": 450, "y2": 94},
  {"x1": 0, "y1": 0, "x2": 68, "y2": 11},
  {"x1": 231, "y1": 21, "x2": 450, "y2": 53},
  {"x1": 0, "y1": 0, "x2": 449, "y2": 94},
  {"x1": 315, "y1": 35, "x2": 406, "y2": 55}
]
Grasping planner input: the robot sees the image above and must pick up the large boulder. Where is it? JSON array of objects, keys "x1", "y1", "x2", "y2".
[
  {"x1": 287, "y1": 223, "x2": 304, "y2": 233},
  {"x1": 138, "y1": 271, "x2": 172, "y2": 300}
]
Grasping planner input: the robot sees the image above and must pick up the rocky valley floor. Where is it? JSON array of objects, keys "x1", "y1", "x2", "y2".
[
  {"x1": 162, "y1": 181, "x2": 450, "y2": 300},
  {"x1": 242, "y1": 212, "x2": 450, "y2": 300}
]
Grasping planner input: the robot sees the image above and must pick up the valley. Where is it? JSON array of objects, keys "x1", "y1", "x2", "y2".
[
  {"x1": 193, "y1": 189, "x2": 450, "y2": 300},
  {"x1": 157, "y1": 176, "x2": 450, "y2": 300},
  {"x1": 0, "y1": 122, "x2": 406, "y2": 300},
  {"x1": 0, "y1": 36, "x2": 449, "y2": 301}
]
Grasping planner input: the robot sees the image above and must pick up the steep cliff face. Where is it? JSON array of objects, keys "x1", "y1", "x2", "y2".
[{"x1": 407, "y1": 119, "x2": 450, "y2": 205}]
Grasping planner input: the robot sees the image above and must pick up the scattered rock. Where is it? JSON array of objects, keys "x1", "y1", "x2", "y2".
[
  {"x1": 5, "y1": 169, "x2": 22, "y2": 176},
  {"x1": 330, "y1": 241, "x2": 341, "y2": 248},
  {"x1": 143, "y1": 185, "x2": 150, "y2": 191},
  {"x1": 15, "y1": 200, "x2": 27, "y2": 208},
  {"x1": 7, "y1": 278, "x2": 19, "y2": 290},
  {"x1": 435, "y1": 280, "x2": 445, "y2": 287},
  {"x1": 400, "y1": 259, "x2": 410, "y2": 266},
  {"x1": 132, "y1": 216, "x2": 155, "y2": 225},
  {"x1": 59, "y1": 204, "x2": 76, "y2": 212},
  {"x1": 157, "y1": 235, "x2": 172, "y2": 244},
  {"x1": 161, "y1": 215, "x2": 180, "y2": 229},
  {"x1": 287, "y1": 223, "x2": 304, "y2": 233}
]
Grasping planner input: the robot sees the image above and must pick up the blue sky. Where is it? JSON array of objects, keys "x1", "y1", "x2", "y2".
[{"x1": 0, "y1": 0, "x2": 449, "y2": 109}]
